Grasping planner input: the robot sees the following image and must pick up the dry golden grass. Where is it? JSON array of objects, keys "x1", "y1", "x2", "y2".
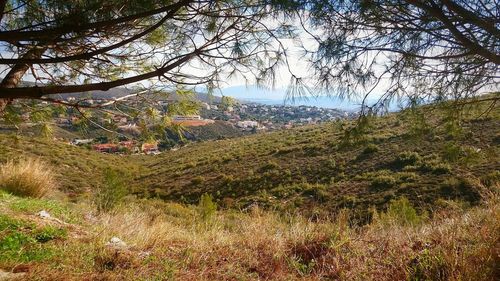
[
  {"x1": 0, "y1": 158, "x2": 56, "y2": 198},
  {"x1": 18, "y1": 196, "x2": 497, "y2": 280}
]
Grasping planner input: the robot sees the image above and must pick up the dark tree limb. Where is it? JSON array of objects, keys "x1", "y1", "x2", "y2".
[{"x1": 0, "y1": 0, "x2": 193, "y2": 42}]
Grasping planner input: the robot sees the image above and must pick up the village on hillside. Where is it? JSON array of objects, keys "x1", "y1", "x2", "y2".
[
  {"x1": 201, "y1": 101, "x2": 355, "y2": 130},
  {"x1": 2, "y1": 97, "x2": 356, "y2": 155}
]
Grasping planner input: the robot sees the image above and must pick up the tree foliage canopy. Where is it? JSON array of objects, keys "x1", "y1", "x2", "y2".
[
  {"x1": 277, "y1": 0, "x2": 499, "y2": 111},
  {"x1": 0, "y1": 0, "x2": 288, "y2": 102},
  {"x1": 0, "y1": 0, "x2": 498, "y2": 113}
]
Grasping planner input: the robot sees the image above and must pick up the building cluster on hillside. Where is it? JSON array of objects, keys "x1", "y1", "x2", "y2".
[
  {"x1": 22, "y1": 95, "x2": 354, "y2": 134},
  {"x1": 71, "y1": 139, "x2": 160, "y2": 155},
  {"x1": 201, "y1": 102, "x2": 355, "y2": 131},
  {"x1": 5, "y1": 98, "x2": 355, "y2": 151}
]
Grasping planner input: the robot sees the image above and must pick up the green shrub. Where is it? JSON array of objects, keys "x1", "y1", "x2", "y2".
[
  {"x1": 419, "y1": 160, "x2": 451, "y2": 174},
  {"x1": 443, "y1": 143, "x2": 482, "y2": 165},
  {"x1": 271, "y1": 184, "x2": 305, "y2": 198},
  {"x1": 460, "y1": 146, "x2": 482, "y2": 165},
  {"x1": 442, "y1": 142, "x2": 461, "y2": 162},
  {"x1": 440, "y1": 178, "x2": 481, "y2": 202},
  {"x1": 404, "y1": 105, "x2": 432, "y2": 138},
  {"x1": 407, "y1": 249, "x2": 449, "y2": 281},
  {"x1": 219, "y1": 174, "x2": 234, "y2": 185},
  {"x1": 370, "y1": 174, "x2": 397, "y2": 190},
  {"x1": 287, "y1": 256, "x2": 316, "y2": 276},
  {"x1": 481, "y1": 171, "x2": 500, "y2": 188},
  {"x1": 326, "y1": 157, "x2": 336, "y2": 169},
  {"x1": 339, "y1": 195, "x2": 357, "y2": 208},
  {"x1": 397, "y1": 172, "x2": 419, "y2": 182},
  {"x1": 378, "y1": 197, "x2": 425, "y2": 226},
  {"x1": 302, "y1": 144, "x2": 323, "y2": 156},
  {"x1": 259, "y1": 160, "x2": 279, "y2": 172},
  {"x1": 302, "y1": 184, "x2": 329, "y2": 202},
  {"x1": 394, "y1": 151, "x2": 422, "y2": 168},
  {"x1": 396, "y1": 152, "x2": 451, "y2": 175},
  {"x1": 94, "y1": 168, "x2": 128, "y2": 213},
  {"x1": 191, "y1": 176, "x2": 204, "y2": 185},
  {"x1": 198, "y1": 193, "x2": 217, "y2": 221},
  {"x1": 362, "y1": 143, "x2": 379, "y2": 154}
]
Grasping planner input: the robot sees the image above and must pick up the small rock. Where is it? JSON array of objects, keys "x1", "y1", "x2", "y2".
[
  {"x1": 106, "y1": 237, "x2": 127, "y2": 248},
  {"x1": 37, "y1": 210, "x2": 51, "y2": 219}
]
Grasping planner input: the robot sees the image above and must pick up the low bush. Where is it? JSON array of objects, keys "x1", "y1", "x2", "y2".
[
  {"x1": 443, "y1": 143, "x2": 483, "y2": 166},
  {"x1": 419, "y1": 160, "x2": 451, "y2": 174},
  {"x1": 370, "y1": 174, "x2": 397, "y2": 190},
  {"x1": 191, "y1": 176, "x2": 204, "y2": 185},
  {"x1": 198, "y1": 193, "x2": 217, "y2": 221},
  {"x1": 259, "y1": 160, "x2": 280, "y2": 172},
  {"x1": 301, "y1": 184, "x2": 329, "y2": 202},
  {"x1": 394, "y1": 151, "x2": 422, "y2": 168},
  {"x1": 397, "y1": 153, "x2": 451, "y2": 175},
  {"x1": 397, "y1": 172, "x2": 419, "y2": 182},
  {"x1": 440, "y1": 178, "x2": 481, "y2": 203},
  {"x1": 442, "y1": 142, "x2": 461, "y2": 162},
  {"x1": 0, "y1": 158, "x2": 55, "y2": 198},
  {"x1": 377, "y1": 197, "x2": 425, "y2": 226},
  {"x1": 94, "y1": 168, "x2": 128, "y2": 213},
  {"x1": 407, "y1": 249, "x2": 449, "y2": 281},
  {"x1": 270, "y1": 184, "x2": 304, "y2": 198},
  {"x1": 481, "y1": 171, "x2": 500, "y2": 189}
]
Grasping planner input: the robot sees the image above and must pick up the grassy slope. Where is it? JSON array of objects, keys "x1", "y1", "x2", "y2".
[
  {"x1": 0, "y1": 100, "x2": 499, "y2": 280},
  {"x1": 0, "y1": 190, "x2": 498, "y2": 280},
  {"x1": 0, "y1": 135, "x2": 142, "y2": 195},
  {"x1": 1, "y1": 102, "x2": 499, "y2": 222},
  {"x1": 138, "y1": 105, "x2": 499, "y2": 222}
]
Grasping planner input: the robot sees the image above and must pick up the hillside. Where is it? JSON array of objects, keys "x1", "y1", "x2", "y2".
[
  {"x1": 1, "y1": 101, "x2": 498, "y2": 223},
  {"x1": 0, "y1": 135, "x2": 143, "y2": 194},
  {"x1": 168, "y1": 120, "x2": 245, "y2": 142},
  {"x1": 0, "y1": 99, "x2": 499, "y2": 280},
  {"x1": 0, "y1": 189, "x2": 498, "y2": 280},
  {"x1": 136, "y1": 103, "x2": 499, "y2": 222}
]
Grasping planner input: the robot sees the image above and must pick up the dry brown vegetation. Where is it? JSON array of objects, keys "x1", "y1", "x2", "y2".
[
  {"x1": 0, "y1": 158, "x2": 55, "y2": 198},
  {"x1": 0, "y1": 190, "x2": 497, "y2": 281}
]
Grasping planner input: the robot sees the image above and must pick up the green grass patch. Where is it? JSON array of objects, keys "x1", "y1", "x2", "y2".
[{"x1": 0, "y1": 215, "x2": 66, "y2": 265}]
